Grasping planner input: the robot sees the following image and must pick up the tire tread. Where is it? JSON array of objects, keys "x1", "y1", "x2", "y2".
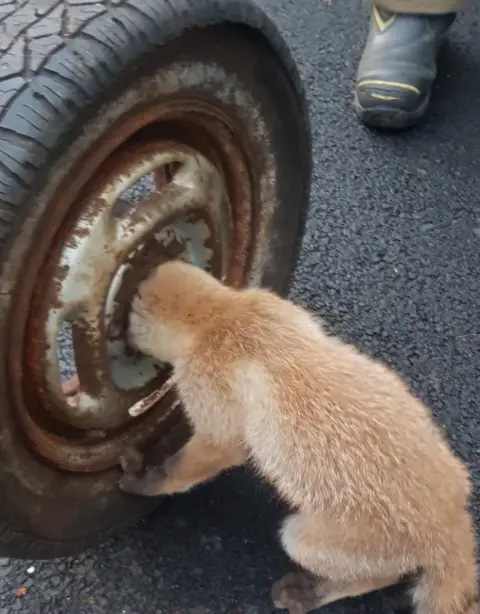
[{"x1": 0, "y1": 0, "x2": 308, "y2": 241}]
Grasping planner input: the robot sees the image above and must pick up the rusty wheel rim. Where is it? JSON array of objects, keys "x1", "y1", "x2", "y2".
[{"x1": 11, "y1": 101, "x2": 254, "y2": 473}]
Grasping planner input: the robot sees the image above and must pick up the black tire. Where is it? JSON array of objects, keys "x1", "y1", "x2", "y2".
[{"x1": 0, "y1": 0, "x2": 311, "y2": 559}]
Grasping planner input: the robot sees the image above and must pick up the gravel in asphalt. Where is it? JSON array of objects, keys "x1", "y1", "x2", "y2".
[{"x1": 1, "y1": 1, "x2": 480, "y2": 612}]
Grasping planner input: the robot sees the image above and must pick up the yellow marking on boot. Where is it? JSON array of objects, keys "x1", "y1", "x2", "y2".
[
  {"x1": 358, "y1": 80, "x2": 421, "y2": 95},
  {"x1": 370, "y1": 93, "x2": 399, "y2": 101},
  {"x1": 372, "y1": 5, "x2": 396, "y2": 32}
]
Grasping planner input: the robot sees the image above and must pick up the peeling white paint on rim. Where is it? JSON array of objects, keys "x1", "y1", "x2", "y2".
[
  {"x1": 44, "y1": 147, "x2": 230, "y2": 429},
  {"x1": 128, "y1": 383, "x2": 180, "y2": 418}
]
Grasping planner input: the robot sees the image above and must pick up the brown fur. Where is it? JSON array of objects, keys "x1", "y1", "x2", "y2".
[{"x1": 120, "y1": 260, "x2": 478, "y2": 614}]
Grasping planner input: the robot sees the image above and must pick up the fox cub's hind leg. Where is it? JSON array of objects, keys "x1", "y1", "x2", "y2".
[
  {"x1": 272, "y1": 512, "x2": 401, "y2": 614},
  {"x1": 119, "y1": 433, "x2": 247, "y2": 496}
]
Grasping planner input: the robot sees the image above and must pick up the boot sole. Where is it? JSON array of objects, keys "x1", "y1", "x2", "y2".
[{"x1": 354, "y1": 91, "x2": 431, "y2": 130}]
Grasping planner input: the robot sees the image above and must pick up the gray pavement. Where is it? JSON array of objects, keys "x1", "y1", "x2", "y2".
[{"x1": 2, "y1": 0, "x2": 480, "y2": 612}]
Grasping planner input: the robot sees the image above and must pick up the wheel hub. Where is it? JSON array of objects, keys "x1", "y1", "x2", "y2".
[
  {"x1": 14, "y1": 102, "x2": 254, "y2": 473},
  {"x1": 38, "y1": 140, "x2": 230, "y2": 432}
]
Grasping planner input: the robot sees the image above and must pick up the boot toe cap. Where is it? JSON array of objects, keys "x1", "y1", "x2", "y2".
[{"x1": 355, "y1": 80, "x2": 430, "y2": 129}]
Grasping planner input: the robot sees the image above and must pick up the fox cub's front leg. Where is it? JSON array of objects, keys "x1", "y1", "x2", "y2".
[{"x1": 119, "y1": 433, "x2": 247, "y2": 496}]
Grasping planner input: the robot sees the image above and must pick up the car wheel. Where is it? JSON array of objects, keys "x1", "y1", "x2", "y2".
[{"x1": 0, "y1": 0, "x2": 311, "y2": 558}]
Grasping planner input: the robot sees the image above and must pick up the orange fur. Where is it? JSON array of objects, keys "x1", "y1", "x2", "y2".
[{"x1": 123, "y1": 260, "x2": 478, "y2": 614}]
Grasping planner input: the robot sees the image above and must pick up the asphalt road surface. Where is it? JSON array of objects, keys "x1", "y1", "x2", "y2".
[{"x1": 2, "y1": 1, "x2": 480, "y2": 613}]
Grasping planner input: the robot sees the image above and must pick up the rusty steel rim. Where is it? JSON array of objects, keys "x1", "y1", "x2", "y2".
[{"x1": 10, "y1": 100, "x2": 254, "y2": 473}]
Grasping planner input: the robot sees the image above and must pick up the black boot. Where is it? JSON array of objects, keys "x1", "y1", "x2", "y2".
[{"x1": 355, "y1": 6, "x2": 456, "y2": 129}]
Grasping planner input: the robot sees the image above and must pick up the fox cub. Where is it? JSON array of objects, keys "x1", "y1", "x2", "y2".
[{"x1": 120, "y1": 261, "x2": 478, "y2": 614}]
